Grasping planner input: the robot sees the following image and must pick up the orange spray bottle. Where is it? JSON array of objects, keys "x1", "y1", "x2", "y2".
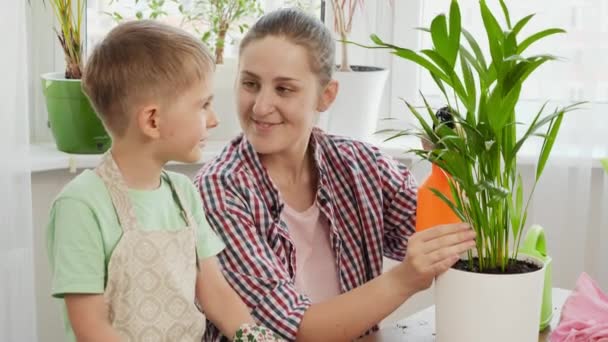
[{"x1": 415, "y1": 107, "x2": 462, "y2": 232}]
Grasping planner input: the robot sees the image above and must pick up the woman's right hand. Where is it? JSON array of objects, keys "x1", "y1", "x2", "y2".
[{"x1": 396, "y1": 223, "x2": 476, "y2": 293}]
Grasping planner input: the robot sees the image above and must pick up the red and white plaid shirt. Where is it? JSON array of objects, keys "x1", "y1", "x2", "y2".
[{"x1": 195, "y1": 129, "x2": 417, "y2": 341}]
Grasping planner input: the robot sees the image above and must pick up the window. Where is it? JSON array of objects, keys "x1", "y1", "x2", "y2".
[
  {"x1": 29, "y1": 0, "x2": 322, "y2": 143},
  {"x1": 30, "y1": 0, "x2": 607, "y2": 150},
  {"x1": 85, "y1": 0, "x2": 323, "y2": 59}
]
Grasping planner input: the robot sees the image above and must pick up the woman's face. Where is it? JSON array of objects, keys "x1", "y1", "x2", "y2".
[{"x1": 236, "y1": 36, "x2": 336, "y2": 156}]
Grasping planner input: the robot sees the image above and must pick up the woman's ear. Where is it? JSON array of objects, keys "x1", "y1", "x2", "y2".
[{"x1": 317, "y1": 79, "x2": 339, "y2": 112}]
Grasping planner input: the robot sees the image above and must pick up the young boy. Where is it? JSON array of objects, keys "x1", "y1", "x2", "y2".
[{"x1": 46, "y1": 20, "x2": 280, "y2": 342}]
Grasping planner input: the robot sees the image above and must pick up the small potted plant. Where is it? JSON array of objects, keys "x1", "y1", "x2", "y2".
[
  {"x1": 368, "y1": 0, "x2": 582, "y2": 340},
  {"x1": 179, "y1": 0, "x2": 262, "y2": 65},
  {"x1": 326, "y1": 0, "x2": 389, "y2": 139},
  {"x1": 179, "y1": 0, "x2": 262, "y2": 140},
  {"x1": 40, "y1": 0, "x2": 111, "y2": 153}
]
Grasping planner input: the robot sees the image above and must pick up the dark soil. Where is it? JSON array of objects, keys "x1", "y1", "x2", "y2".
[
  {"x1": 453, "y1": 257, "x2": 541, "y2": 274},
  {"x1": 337, "y1": 65, "x2": 385, "y2": 72}
]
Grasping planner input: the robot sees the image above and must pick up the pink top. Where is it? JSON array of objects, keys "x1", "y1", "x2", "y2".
[{"x1": 282, "y1": 203, "x2": 341, "y2": 303}]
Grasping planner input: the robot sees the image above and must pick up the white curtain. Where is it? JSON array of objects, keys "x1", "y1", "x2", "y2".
[{"x1": 0, "y1": 1, "x2": 38, "y2": 341}]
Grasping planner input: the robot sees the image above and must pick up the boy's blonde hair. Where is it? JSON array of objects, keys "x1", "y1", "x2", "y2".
[{"x1": 82, "y1": 20, "x2": 214, "y2": 137}]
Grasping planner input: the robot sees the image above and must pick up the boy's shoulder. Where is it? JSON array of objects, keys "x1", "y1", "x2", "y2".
[{"x1": 55, "y1": 169, "x2": 108, "y2": 204}]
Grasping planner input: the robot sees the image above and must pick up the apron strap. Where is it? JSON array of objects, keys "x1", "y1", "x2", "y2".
[
  {"x1": 162, "y1": 171, "x2": 200, "y2": 269},
  {"x1": 95, "y1": 152, "x2": 141, "y2": 232},
  {"x1": 161, "y1": 171, "x2": 195, "y2": 229}
]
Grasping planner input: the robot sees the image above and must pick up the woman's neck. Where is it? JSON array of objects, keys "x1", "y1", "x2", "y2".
[{"x1": 261, "y1": 141, "x2": 315, "y2": 187}]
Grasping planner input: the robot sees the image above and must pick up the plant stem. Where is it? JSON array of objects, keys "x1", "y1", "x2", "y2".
[
  {"x1": 339, "y1": 31, "x2": 351, "y2": 71},
  {"x1": 215, "y1": 22, "x2": 229, "y2": 64}
]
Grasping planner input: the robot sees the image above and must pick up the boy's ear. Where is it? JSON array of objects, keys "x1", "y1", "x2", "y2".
[
  {"x1": 317, "y1": 79, "x2": 339, "y2": 112},
  {"x1": 136, "y1": 105, "x2": 161, "y2": 139}
]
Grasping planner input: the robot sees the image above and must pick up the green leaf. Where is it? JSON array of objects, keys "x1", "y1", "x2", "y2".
[
  {"x1": 391, "y1": 48, "x2": 450, "y2": 84},
  {"x1": 462, "y1": 29, "x2": 488, "y2": 71},
  {"x1": 201, "y1": 31, "x2": 212, "y2": 43},
  {"x1": 503, "y1": 56, "x2": 555, "y2": 95},
  {"x1": 418, "y1": 50, "x2": 469, "y2": 105},
  {"x1": 429, "y1": 188, "x2": 466, "y2": 221},
  {"x1": 517, "y1": 28, "x2": 566, "y2": 54},
  {"x1": 536, "y1": 110, "x2": 564, "y2": 180},
  {"x1": 504, "y1": 30, "x2": 518, "y2": 59},
  {"x1": 448, "y1": 0, "x2": 462, "y2": 67},
  {"x1": 512, "y1": 14, "x2": 535, "y2": 37},
  {"x1": 499, "y1": 0, "x2": 512, "y2": 29},
  {"x1": 480, "y1": 0, "x2": 505, "y2": 78},
  {"x1": 460, "y1": 46, "x2": 483, "y2": 74},
  {"x1": 420, "y1": 92, "x2": 440, "y2": 124},
  {"x1": 421, "y1": 49, "x2": 453, "y2": 75},
  {"x1": 431, "y1": 14, "x2": 452, "y2": 65},
  {"x1": 405, "y1": 101, "x2": 435, "y2": 140},
  {"x1": 510, "y1": 174, "x2": 524, "y2": 240},
  {"x1": 370, "y1": 33, "x2": 385, "y2": 46},
  {"x1": 136, "y1": 11, "x2": 143, "y2": 20},
  {"x1": 460, "y1": 52, "x2": 476, "y2": 113}
]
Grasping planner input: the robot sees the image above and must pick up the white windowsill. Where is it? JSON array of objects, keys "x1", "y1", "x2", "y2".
[
  {"x1": 28, "y1": 133, "x2": 422, "y2": 173},
  {"x1": 29, "y1": 140, "x2": 232, "y2": 173},
  {"x1": 29, "y1": 133, "x2": 607, "y2": 173}
]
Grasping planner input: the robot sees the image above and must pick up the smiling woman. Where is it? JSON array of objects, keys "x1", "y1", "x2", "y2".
[{"x1": 195, "y1": 8, "x2": 478, "y2": 342}]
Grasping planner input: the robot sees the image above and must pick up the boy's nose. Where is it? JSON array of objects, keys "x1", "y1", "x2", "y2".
[{"x1": 206, "y1": 110, "x2": 219, "y2": 129}]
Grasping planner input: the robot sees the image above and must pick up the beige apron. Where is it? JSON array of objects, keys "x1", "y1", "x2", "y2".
[{"x1": 96, "y1": 152, "x2": 205, "y2": 341}]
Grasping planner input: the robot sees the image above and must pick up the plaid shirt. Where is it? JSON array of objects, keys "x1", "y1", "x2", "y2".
[{"x1": 195, "y1": 129, "x2": 417, "y2": 341}]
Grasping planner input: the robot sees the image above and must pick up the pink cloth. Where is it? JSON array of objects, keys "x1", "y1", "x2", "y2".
[
  {"x1": 282, "y1": 203, "x2": 341, "y2": 303},
  {"x1": 550, "y1": 272, "x2": 608, "y2": 342}
]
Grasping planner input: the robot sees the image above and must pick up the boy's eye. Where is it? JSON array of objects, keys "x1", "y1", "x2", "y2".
[{"x1": 242, "y1": 81, "x2": 258, "y2": 89}]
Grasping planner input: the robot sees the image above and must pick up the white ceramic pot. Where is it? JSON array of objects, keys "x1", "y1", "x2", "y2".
[
  {"x1": 327, "y1": 66, "x2": 389, "y2": 139},
  {"x1": 208, "y1": 58, "x2": 241, "y2": 141},
  {"x1": 435, "y1": 255, "x2": 545, "y2": 342}
]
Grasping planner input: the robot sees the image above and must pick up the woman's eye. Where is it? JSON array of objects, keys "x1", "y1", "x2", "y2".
[{"x1": 277, "y1": 86, "x2": 293, "y2": 94}]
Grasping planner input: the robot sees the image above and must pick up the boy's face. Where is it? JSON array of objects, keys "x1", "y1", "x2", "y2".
[{"x1": 156, "y1": 76, "x2": 217, "y2": 164}]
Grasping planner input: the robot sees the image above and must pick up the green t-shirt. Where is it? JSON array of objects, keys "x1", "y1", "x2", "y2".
[{"x1": 47, "y1": 169, "x2": 225, "y2": 341}]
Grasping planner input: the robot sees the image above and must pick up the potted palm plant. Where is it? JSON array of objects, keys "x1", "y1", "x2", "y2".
[
  {"x1": 41, "y1": 0, "x2": 111, "y2": 153},
  {"x1": 179, "y1": 0, "x2": 262, "y2": 65},
  {"x1": 326, "y1": 0, "x2": 389, "y2": 139},
  {"x1": 366, "y1": 0, "x2": 582, "y2": 340}
]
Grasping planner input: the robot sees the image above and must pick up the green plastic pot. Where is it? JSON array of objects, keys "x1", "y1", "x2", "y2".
[{"x1": 41, "y1": 72, "x2": 111, "y2": 154}]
